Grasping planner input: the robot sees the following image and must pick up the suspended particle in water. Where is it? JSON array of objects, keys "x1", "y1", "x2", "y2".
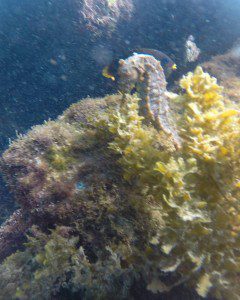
[
  {"x1": 90, "y1": 44, "x2": 113, "y2": 67},
  {"x1": 60, "y1": 75, "x2": 67, "y2": 81},
  {"x1": 50, "y1": 58, "x2": 58, "y2": 65}
]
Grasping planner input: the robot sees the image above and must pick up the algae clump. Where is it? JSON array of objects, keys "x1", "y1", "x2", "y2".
[{"x1": 94, "y1": 67, "x2": 240, "y2": 299}]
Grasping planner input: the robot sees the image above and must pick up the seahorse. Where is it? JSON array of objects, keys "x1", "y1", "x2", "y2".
[{"x1": 117, "y1": 53, "x2": 181, "y2": 148}]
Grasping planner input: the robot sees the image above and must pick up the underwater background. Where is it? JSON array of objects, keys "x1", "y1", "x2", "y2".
[
  {"x1": 0, "y1": 0, "x2": 240, "y2": 299},
  {"x1": 1, "y1": 0, "x2": 240, "y2": 153}
]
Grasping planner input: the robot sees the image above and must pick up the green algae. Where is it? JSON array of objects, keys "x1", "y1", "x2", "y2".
[{"x1": 45, "y1": 145, "x2": 75, "y2": 171}]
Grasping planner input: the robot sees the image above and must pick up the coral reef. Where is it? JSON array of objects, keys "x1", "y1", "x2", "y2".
[{"x1": 0, "y1": 62, "x2": 239, "y2": 299}]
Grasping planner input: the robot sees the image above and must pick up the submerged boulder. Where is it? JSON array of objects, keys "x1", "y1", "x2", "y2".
[
  {"x1": 0, "y1": 55, "x2": 239, "y2": 299},
  {"x1": 202, "y1": 43, "x2": 240, "y2": 104}
]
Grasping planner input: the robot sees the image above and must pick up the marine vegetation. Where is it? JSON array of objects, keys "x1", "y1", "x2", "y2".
[
  {"x1": 0, "y1": 64, "x2": 239, "y2": 299},
  {"x1": 202, "y1": 43, "x2": 240, "y2": 103},
  {"x1": 95, "y1": 66, "x2": 240, "y2": 299},
  {"x1": 78, "y1": 0, "x2": 134, "y2": 35}
]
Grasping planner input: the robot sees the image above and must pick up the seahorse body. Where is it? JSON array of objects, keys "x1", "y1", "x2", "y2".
[{"x1": 118, "y1": 53, "x2": 181, "y2": 148}]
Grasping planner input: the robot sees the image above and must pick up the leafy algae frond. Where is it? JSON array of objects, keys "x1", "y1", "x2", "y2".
[{"x1": 179, "y1": 66, "x2": 239, "y2": 161}]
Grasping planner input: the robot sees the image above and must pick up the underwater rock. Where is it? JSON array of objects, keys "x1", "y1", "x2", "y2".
[
  {"x1": 0, "y1": 96, "x2": 120, "y2": 262},
  {"x1": 77, "y1": 0, "x2": 134, "y2": 35},
  {"x1": 202, "y1": 44, "x2": 240, "y2": 103},
  {"x1": 0, "y1": 65, "x2": 239, "y2": 299},
  {"x1": 0, "y1": 209, "x2": 31, "y2": 262}
]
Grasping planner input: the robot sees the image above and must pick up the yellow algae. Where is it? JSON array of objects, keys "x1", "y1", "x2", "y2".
[{"x1": 93, "y1": 67, "x2": 240, "y2": 299}]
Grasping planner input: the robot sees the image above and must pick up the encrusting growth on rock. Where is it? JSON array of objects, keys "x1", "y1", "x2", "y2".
[{"x1": 0, "y1": 53, "x2": 239, "y2": 300}]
